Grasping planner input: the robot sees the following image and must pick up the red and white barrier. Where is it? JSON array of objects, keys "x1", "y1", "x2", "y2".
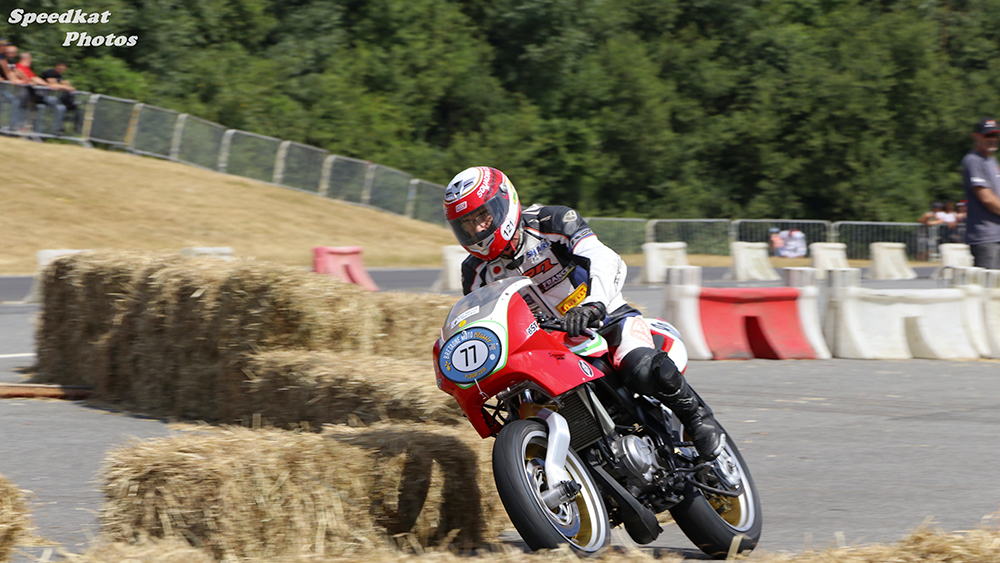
[
  {"x1": 825, "y1": 268, "x2": 979, "y2": 359},
  {"x1": 312, "y1": 246, "x2": 379, "y2": 291},
  {"x1": 663, "y1": 266, "x2": 713, "y2": 360},
  {"x1": 727, "y1": 242, "x2": 780, "y2": 281},
  {"x1": 869, "y1": 242, "x2": 916, "y2": 280},
  {"x1": 781, "y1": 267, "x2": 832, "y2": 360},
  {"x1": 664, "y1": 266, "x2": 827, "y2": 360},
  {"x1": 640, "y1": 242, "x2": 690, "y2": 283}
]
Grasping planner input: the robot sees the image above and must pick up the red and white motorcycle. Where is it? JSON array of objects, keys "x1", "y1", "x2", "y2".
[{"x1": 433, "y1": 276, "x2": 761, "y2": 558}]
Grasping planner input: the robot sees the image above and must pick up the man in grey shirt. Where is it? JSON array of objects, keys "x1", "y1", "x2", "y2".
[{"x1": 961, "y1": 118, "x2": 1000, "y2": 269}]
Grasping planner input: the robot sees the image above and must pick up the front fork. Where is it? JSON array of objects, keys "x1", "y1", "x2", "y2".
[{"x1": 534, "y1": 408, "x2": 578, "y2": 509}]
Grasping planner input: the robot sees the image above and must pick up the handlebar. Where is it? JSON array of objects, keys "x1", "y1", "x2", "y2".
[{"x1": 536, "y1": 315, "x2": 598, "y2": 338}]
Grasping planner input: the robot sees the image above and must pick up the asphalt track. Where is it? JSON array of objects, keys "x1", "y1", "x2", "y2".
[{"x1": 2, "y1": 269, "x2": 998, "y2": 561}]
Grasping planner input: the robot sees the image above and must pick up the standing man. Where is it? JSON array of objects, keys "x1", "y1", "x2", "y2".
[{"x1": 962, "y1": 118, "x2": 1000, "y2": 269}]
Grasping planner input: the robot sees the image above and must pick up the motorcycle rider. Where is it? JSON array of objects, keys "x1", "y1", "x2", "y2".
[{"x1": 444, "y1": 166, "x2": 725, "y2": 461}]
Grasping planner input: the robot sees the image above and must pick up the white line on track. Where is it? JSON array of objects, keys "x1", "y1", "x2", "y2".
[{"x1": 0, "y1": 353, "x2": 35, "y2": 359}]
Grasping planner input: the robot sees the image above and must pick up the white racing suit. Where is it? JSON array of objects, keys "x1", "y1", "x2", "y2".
[{"x1": 461, "y1": 204, "x2": 724, "y2": 460}]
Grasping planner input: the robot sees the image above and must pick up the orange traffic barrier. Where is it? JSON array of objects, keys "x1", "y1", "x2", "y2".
[
  {"x1": 698, "y1": 287, "x2": 817, "y2": 360},
  {"x1": 312, "y1": 246, "x2": 379, "y2": 292}
]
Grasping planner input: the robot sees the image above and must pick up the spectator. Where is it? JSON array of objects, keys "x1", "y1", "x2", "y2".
[
  {"x1": 768, "y1": 228, "x2": 784, "y2": 256},
  {"x1": 0, "y1": 42, "x2": 24, "y2": 84},
  {"x1": 782, "y1": 227, "x2": 807, "y2": 258},
  {"x1": 917, "y1": 202, "x2": 945, "y2": 260},
  {"x1": 40, "y1": 61, "x2": 77, "y2": 111},
  {"x1": 13, "y1": 52, "x2": 48, "y2": 87},
  {"x1": 961, "y1": 118, "x2": 1000, "y2": 269},
  {"x1": 936, "y1": 201, "x2": 960, "y2": 244}
]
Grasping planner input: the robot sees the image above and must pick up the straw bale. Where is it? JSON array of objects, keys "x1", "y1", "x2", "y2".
[
  {"x1": 33, "y1": 250, "x2": 186, "y2": 389},
  {"x1": 101, "y1": 427, "x2": 386, "y2": 561},
  {"x1": 63, "y1": 537, "x2": 215, "y2": 563},
  {"x1": 0, "y1": 473, "x2": 31, "y2": 563},
  {"x1": 324, "y1": 423, "x2": 511, "y2": 548},
  {"x1": 230, "y1": 350, "x2": 461, "y2": 428},
  {"x1": 369, "y1": 293, "x2": 458, "y2": 361}
]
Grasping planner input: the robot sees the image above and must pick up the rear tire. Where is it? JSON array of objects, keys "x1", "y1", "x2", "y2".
[
  {"x1": 492, "y1": 419, "x2": 610, "y2": 554},
  {"x1": 669, "y1": 430, "x2": 762, "y2": 558}
]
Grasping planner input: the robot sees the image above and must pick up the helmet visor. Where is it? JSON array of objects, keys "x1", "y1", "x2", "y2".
[{"x1": 448, "y1": 193, "x2": 511, "y2": 248}]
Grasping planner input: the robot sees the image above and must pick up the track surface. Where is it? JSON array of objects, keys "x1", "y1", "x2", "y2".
[{"x1": 1, "y1": 270, "x2": 997, "y2": 560}]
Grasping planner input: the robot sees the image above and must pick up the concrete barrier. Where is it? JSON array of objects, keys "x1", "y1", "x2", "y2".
[
  {"x1": 727, "y1": 242, "x2": 780, "y2": 281},
  {"x1": 180, "y1": 247, "x2": 234, "y2": 260},
  {"x1": 431, "y1": 245, "x2": 468, "y2": 292},
  {"x1": 312, "y1": 246, "x2": 379, "y2": 291},
  {"x1": 639, "y1": 242, "x2": 690, "y2": 283},
  {"x1": 824, "y1": 268, "x2": 979, "y2": 359},
  {"x1": 25, "y1": 249, "x2": 91, "y2": 303},
  {"x1": 809, "y1": 242, "x2": 849, "y2": 280},
  {"x1": 869, "y1": 242, "x2": 917, "y2": 280},
  {"x1": 934, "y1": 243, "x2": 975, "y2": 280},
  {"x1": 781, "y1": 267, "x2": 832, "y2": 360},
  {"x1": 663, "y1": 266, "x2": 713, "y2": 360},
  {"x1": 949, "y1": 267, "x2": 1000, "y2": 359}
]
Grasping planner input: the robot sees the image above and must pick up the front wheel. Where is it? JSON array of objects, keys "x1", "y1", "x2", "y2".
[
  {"x1": 669, "y1": 431, "x2": 762, "y2": 559},
  {"x1": 492, "y1": 419, "x2": 610, "y2": 554}
]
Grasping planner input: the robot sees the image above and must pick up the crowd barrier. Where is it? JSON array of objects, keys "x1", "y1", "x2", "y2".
[
  {"x1": 639, "y1": 242, "x2": 690, "y2": 283},
  {"x1": 726, "y1": 242, "x2": 780, "y2": 281},
  {"x1": 934, "y1": 243, "x2": 975, "y2": 279},
  {"x1": 949, "y1": 267, "x2": 1000, "y2": 359},
  {"x1": 868, "y1": 242, "x2": 917, "y2": 280},
  {"x1": 432, "y1": 245, "x2": 468, "y2": 292},
  {"x1": 312, "y1": 246, "x2": 379, "y2": 291},
  {"x1": 823, "y1": 268, "x2": 980, "y2": 360},
  {"x1": 664, "y1": 266, "x2": 828, "y2": 360},
  {"x1": 809, "y1": 242, "x2": 849, "y2": 280}
]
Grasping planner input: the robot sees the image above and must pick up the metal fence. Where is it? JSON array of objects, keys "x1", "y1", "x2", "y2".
[
  {"x1": 0, "y1": 82, "x2": 963, "y2": 258},
  {"x1": 0, "y1": 82, "x2": 446, "y2": 221},
  {"x1": 831, "y1": 222, "x2": 940, "y2": 261}
]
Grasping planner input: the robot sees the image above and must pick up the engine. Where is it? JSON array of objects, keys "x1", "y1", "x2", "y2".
[{"x1": 609, "y1": 434, "x2": 661, "y2": 489}]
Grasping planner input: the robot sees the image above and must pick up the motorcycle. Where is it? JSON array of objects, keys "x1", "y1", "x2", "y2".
[{"x1": 433, "y1": 276, "x2": 761, "y2": 558}]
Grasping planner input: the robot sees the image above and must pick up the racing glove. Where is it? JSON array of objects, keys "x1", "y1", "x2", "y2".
[{"x1": 563, "y1": 302, "x2": 606, "y2": 337}]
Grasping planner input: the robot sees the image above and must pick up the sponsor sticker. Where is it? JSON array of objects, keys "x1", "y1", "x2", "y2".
[
  {"x1": 526, "y1": 320, "x2": 539, "y2": 337},
  {"x1": 450, "y1": 306, "x2": 480, "y2": 329},
  {"x1": 579, "y1": 360, "x2": 594, "y2": 378},
  {"x1": 456, "y1": 201, "x2": 467, "y2": 212},
  {"x1": 438, "y1": 327, "x2": 503, "y2": 384},
  {"x1": 564, "y1": 209, "x2": 578, "y2": 222},
  {"x1": 556, "y1": 283, "x2": 588, "y2": 315}
]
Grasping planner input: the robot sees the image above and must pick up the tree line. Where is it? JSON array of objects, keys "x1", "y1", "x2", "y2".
[{"x1": 6, "y1": 0, "x2": 1000, "y2": 221}]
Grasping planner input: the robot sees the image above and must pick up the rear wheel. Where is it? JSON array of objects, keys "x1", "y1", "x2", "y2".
[
  {"x1": 669, "y1": 431, "x2": 762, "y2": 558},
  {"x1": 492, "y1": 419, "x2": 610, "y2": 554}
]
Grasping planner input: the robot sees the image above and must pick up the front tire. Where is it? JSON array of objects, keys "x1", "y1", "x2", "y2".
[
  {"x1": 669, "y1": 431, "x2": 762, "y2": 558},
  {"x1": 492, "y1": 419, "x2": 610, "y2": 554}
]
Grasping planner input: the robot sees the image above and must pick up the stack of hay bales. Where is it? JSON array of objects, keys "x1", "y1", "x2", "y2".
[
  {"x1": 101, "y1": 426, "x2": 506, "y2": 559},
  {"x1": 32, "y1": 251, "x2": 459, "y2": 426},
  {"x1": 0, "y1": 473, "x2": 31, "y2": 563}
]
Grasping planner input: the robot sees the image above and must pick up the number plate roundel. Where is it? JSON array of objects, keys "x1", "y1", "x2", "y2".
[{"x1": 438, "y1": 327, "x2": 502, "y2": 384}]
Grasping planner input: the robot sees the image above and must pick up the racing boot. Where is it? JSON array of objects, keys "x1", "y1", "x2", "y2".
[
  {"x1": 620, "y1": 348, "x2": 725, "y2": 461},
  {"x1": 659, "y1": 381, "x2": 726, "y2": 462}
]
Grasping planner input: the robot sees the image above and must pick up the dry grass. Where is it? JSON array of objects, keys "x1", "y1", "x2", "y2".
[
  {"x1": 101, "y1": 425, "x2": 508, "y2": 560},
  {"x1": 63, "y1": 523, "x2": 1000, "y2": 563},
  {"x1": 0, "y1": 473, "x2": 33, "y2": 563},
  {"x1": 0, "y1": 136, "x2": 454, "y2": 275}
]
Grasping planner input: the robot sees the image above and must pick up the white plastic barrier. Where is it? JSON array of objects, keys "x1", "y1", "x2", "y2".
[
  {"x1": 727, "y1": 242, "x2": 780, "y2": 281},
  {"x1": 949, "y1": 267, "x2": 1000, "y2": 359},
  {"x1": 639, "y1": 242, "x2": 690, "y2": 283},
  {"x1": 431, "y1": 245, "x2": 468, "y2": 292},
  {"x1": 933, "y1": 243, "x2": 974, "y2": 279},
  {"x1": 824, "y1": 268, "x2": 980, "y2": 359},
  {"x1": 781, "y1": 267, "x2": 832, "y2": 359},
  {"x1": 180, "y1": 246, "x2": 234, "y2": 260},
  {"x1": 868, "y1": 242, "x2": 917, "y2": 280},
  {"x1": 25, "y1": 249, "x2": 91, "y2": 304},
  {"x1": 809, "y1": 242, "x2": 849, "y2": 280},
  {"x1": 662, "y1": 266, "x2": 713, "y2": 360}
]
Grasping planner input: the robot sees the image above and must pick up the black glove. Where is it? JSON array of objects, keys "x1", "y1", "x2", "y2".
[{"x1": 563, "y1": 302, "x2": 606, "y2": 337}]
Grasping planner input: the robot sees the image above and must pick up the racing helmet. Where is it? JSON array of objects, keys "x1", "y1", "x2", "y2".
[{"x1": 443, "y1": 167, "x2": 521, "y2": 260}]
